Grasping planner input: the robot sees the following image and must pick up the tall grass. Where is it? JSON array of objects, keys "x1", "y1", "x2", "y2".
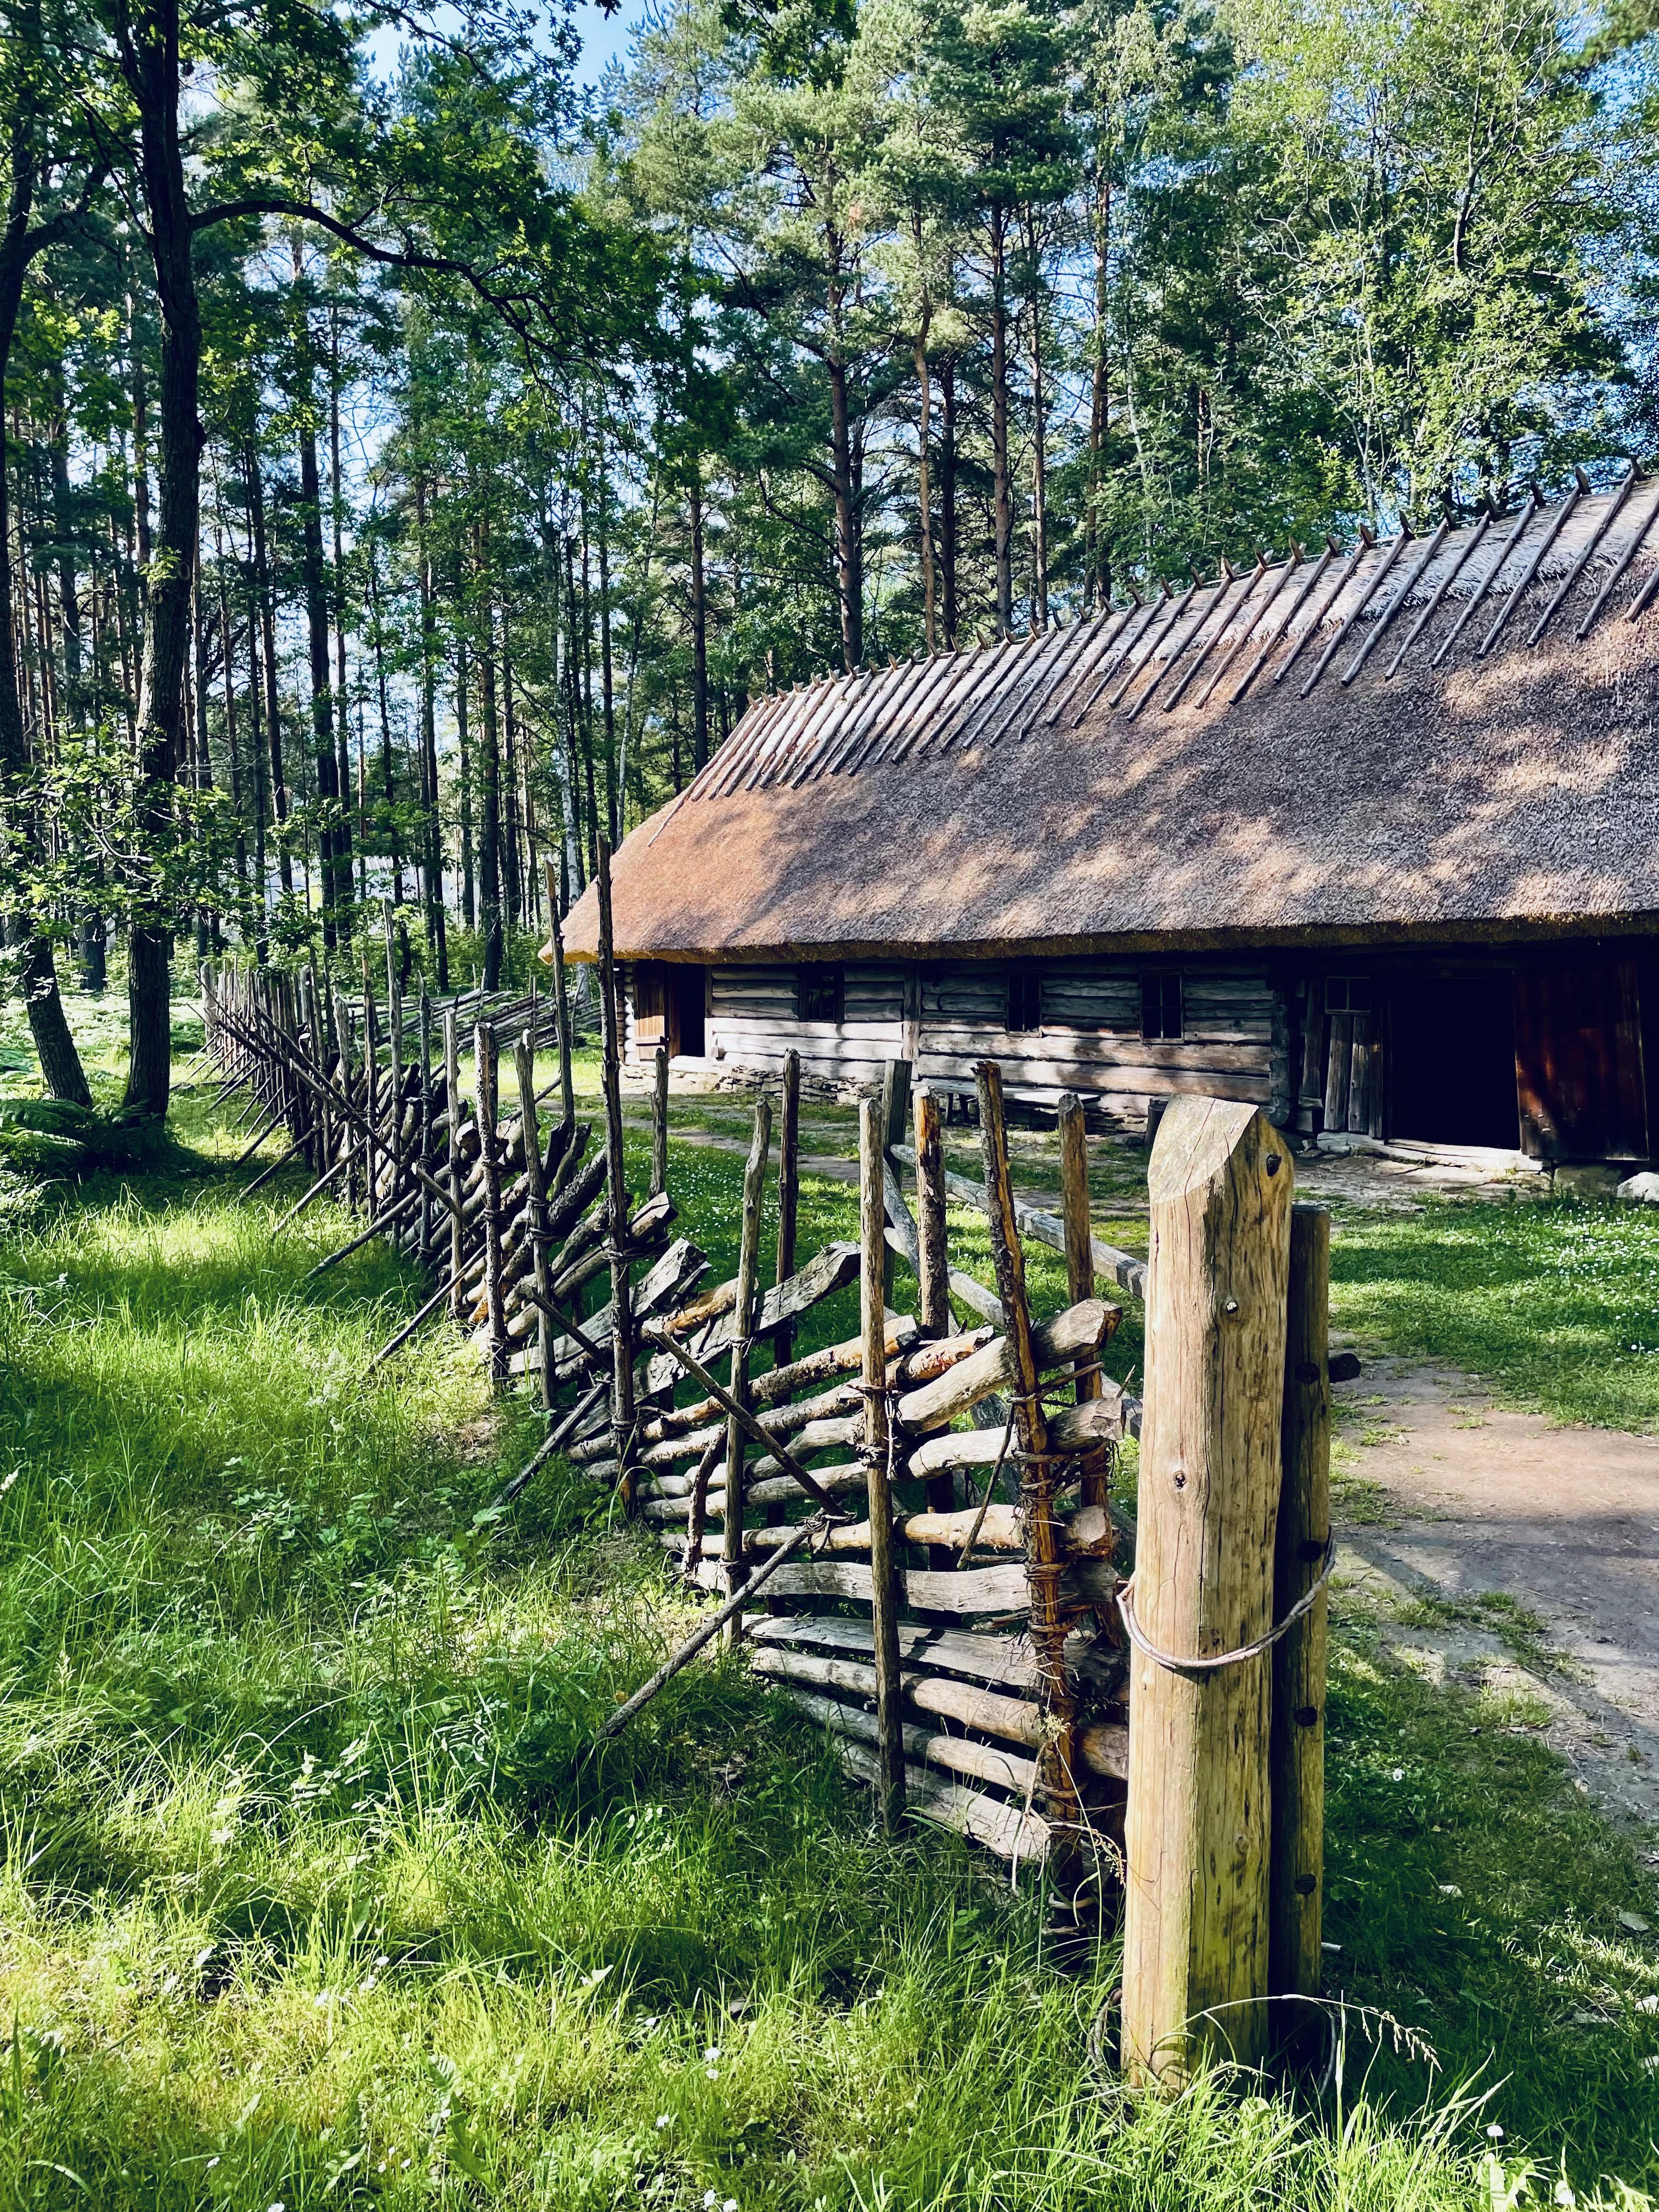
[{"x1": 0, "y1": 1094, "x2": 1653, "y2": 2205}]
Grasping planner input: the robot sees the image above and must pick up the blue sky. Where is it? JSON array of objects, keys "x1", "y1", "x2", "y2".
[{"x1": 569, "y1": 0, "x2": 650, "y2": 83}]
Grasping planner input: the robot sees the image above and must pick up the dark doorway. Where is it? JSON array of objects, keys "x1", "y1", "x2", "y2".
[
  {"x1": 1389, "y1": 973, "x2": 1520, "y2": 1149},
  {"x1": 669, "y1": 966, "x2": 706, "y2": 1059}
]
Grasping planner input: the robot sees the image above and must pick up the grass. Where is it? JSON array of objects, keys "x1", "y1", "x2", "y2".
[{"x1": 0, "y1": 1000, "x2": 1657, "y2": 2204}]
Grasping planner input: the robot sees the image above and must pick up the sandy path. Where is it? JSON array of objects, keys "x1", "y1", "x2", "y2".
[{"x1": 1333, "y1": 1360, "x2": 1659, "y2": 1826}]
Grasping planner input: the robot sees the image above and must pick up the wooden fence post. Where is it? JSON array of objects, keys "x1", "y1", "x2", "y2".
[
  {"x1": 913, "y1": 1081, "x2": 956, "y2": 1566},
  {"x1": 516, "y1": 1032, "x2": 554, "y2": 1409},
  {"x1": 444, "y1": 1007, "x2": 464, "y2": 1319},
  {"x1": 1122, "y1": 1097, "x2": 1293, "y2": 2084},
  {"x1": 475, "y1": 1020, "x2": 507, "y2": 1389},
  {"x1": 651, "y1": 1042, "x2": 669, "y2": 1198},
  {"x1": 417, "y1": 985, "x2": 434, "y2": 1260},
  {"x1": 722, "y1": 1095, "x2": 772, "y2": 1645},
  {"x1": 879, "y1": 1059, "x2": 911, "y2": 1301},
  {"x1": 1058, "y1": 1091, "x2": 1109, "y2": 1511},
  {"x1": 774, "y1": 1047, "x2": 801, "y2": 1369},
  {"x1": 544, "y1": 857, "x2": 575, "y2": 1129},
  {"x1": 977, "y1": 1060, "x2": 1078, "y2": 1867},
  {"x1": 1271, "y1": 1201, "x2": 1331, "y2": 2012},
  {"x1": 596, "y1": 842, "x2": 636, "y2": 1510},
  {"x1": 861, "y1": 1092, "x2": 905, "y2": 1830}
]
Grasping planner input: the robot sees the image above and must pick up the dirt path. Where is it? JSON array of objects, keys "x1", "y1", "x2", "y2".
[{"x1": 1333, "y1": 1359, "x2": 1659, "y2": 1829}]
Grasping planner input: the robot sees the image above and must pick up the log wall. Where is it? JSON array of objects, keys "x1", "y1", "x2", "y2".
[{"x1": 627, "y1": 956, "x2": 1280, "y2": 1122}]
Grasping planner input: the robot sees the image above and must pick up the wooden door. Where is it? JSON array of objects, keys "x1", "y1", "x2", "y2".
[
  {"x1": 634, "y1": 962, "x2": 668, "y2": 1049},
  {"x1": 1513, "y1": 955, "x2": 1649, "y2": 1160}
]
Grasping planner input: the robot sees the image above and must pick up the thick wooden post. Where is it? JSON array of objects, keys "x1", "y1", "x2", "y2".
[
  {"x1": 879, "y1": 1059, "x2": 911, "y2": 1301},
  {"x1": 977, "y1": 1060, "x2": 1078, "y2": 1859},
  {"x1": 721, "y1": 1095, "x2": 772, "y2": 1644},
  {"x1": 444, "y1": 1007, "x2": 464, "y2": 1318},
  {"x1": 516, "y1": 1033, "x2": 554, "y2": 1409},
  {"x1": 651, "y1": 1042, "x2": 669, "y2": 1198},
  {"x1": 861, "y1": 1093, "x2": 905, "y2": 1830},
  {"x1": 1122, "y1": 1097, "x2": 1293, "y2": 2085},
  {"x1": 1058, "y1": 1090, "x2": 1109, "y2": 1510},
  {"x1": 544, "y1": 857, "x2": 575, "y2": 1129},
  {"x1": 596, "y1": 843, "x2": 636, "y2": 1508},
  {"x1": 1271, "y1": 1201, "x2": 1331, "y2": 2010},
  {"x1": 475, "y1": 1020, "x2": 507, "y2": 1390}
]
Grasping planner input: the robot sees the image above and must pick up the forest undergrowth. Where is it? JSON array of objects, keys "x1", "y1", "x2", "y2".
[{"x1": 0, "y1": 1040, "x2": 1657, "y2": 2207}]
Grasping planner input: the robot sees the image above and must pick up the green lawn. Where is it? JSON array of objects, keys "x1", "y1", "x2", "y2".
[{"x1": 0, "y1": 998, "x2": 1657, "y2": 2204}]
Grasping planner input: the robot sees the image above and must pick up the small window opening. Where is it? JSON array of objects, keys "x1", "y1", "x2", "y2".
[
  {"x1": 798, "y1": 964, "x2": 844, "y2": 1024},
  {"x1": 1142, "y1": 974, "x2": 1183, "y2": 1041},
  {"x1": 1007, "y1": 964, "x2": 1043, "y2": 1033},
  {"x1": 1325, "y1": 975, "x2": 1372, "y2": 1014}
]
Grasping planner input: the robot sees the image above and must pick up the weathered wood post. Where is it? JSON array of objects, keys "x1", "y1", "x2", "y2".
[
  {"x1": 879, "y1": 1058, "x2": 911, "y2": 1300},
  {"x1": 913, "y1": 1081, "x2": 957, "y2": 1564},
  {"x1": 1271, "y1": 1201, "x2": 1331, "y2": 2012},
  {"x1": 475, "y1": 1020, "x2": 507, "y2": 1389},
  {"x1": 417, "y1": 985, "x2": 434, "y2": 1260},
  {"x1": 1122, "y1": 1097, "x2": 1293, "y2": 2084},
  {"x1": 595, "y1": 843, "x2": 636, "y2": 1510},
  {"x1": 861, "y1": 1092, "x2": 905, "y2": 1830},
  {"x1": 1058, "y1": 1091, "x2": 1109, "y2": 1510},
  {"x1": 544, "y1": 858, "x2": 575, "y2": 1130},
  {"x1": 977, "y1": 1060, "x2": 1079, "y2": 1865},
  {"x1": 651, "y1": 1042, "x2": 669, "y2": 1198},
  {"x1": 774, "y1": 1047, "x2": 802, "y2": 1369},
  {"x1": 721, "y1": 1095, "x2": 772, "y2": 1645},
  {"x1": 444, "y1": 1007, "x2": 465, "y2": 1319},
  {"x1": 516, "y1": 1032, "x2": 554, "y2": 1409}
]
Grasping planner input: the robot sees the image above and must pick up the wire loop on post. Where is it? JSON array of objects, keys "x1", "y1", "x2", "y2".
[{"x1": 1115, "y1": 1536, "x2": 1336, "y2": 1677}]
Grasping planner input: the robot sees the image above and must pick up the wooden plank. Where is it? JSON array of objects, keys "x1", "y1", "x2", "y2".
[
  {"x1": 831, "y1": 1734, "x2": 1050, "y2": 1863},
  {"x1": 1345, "y1": 1011, "x2": 1370, "y2": 1133},
  {"x1": 1323, "y1": 1011, "x2": 1352, "y2": 1132}
]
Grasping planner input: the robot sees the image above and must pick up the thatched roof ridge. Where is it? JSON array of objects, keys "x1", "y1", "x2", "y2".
[{"x1": 561, "y1": 473, "x2": 1659, "y2": 964}]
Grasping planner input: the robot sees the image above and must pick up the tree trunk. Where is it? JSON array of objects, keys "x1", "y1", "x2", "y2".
[
  {"x1": 294, "y1": 246, "x2": 341, "y2": 948},
  {"x1": 1086, "y1": 170, "x2": 1110, "y2": 611},
  {"x1": 940, "y1": 354, "x2": 958, "y2": 648},
  {"x1": 456, "y1": 642, "x2": 475, "y2": 932},
  {"x1": 689, "y1": 469, "x2": 709, "y2": 771},
  {"x1": 1024, "y1": 209, "x2": 1048, "y2": 630},
  {"x1": 414, "y1": 472, "x2": 448, "y2": 985},
  {"x1": 246, "y1": 441, "x2": 291, "y2": 895},
  {"x1": 990, "y1": 204, "x2": 1012, "y2": 639},
  {"x1": 476, "y1": 573, "x2": 503, "y2": 991},
  {"x1": 328, "y1": 310, "x2": 353, "y2": 921},
  {"x1": 123, "y1": 0, "x2": 202, "y2": 1118},
  {"x1": 0, "y1": 98, "x2": 93, "y2": 1104},
  {"x1": 914, "y1": 330, "x2": 936, "y2": 653},
  {"x1": 828, "y1": 345, "x2": 861, "y2": 670}
]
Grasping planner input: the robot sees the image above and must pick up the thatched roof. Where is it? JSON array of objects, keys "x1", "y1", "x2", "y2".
[{"x1": 561, "y1": 472, "x2": 1659, "y2": 964}]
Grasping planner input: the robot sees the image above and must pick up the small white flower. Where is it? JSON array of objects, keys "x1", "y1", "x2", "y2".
[
  {"x1": 724, "y1": 2200, "x2": 737, "y2": 2211},
  {"x1": 270, "y1": 2202, "x2": 286, "y2": 2211},
  {"x1": 1391, "y1": 1767, "x2": 1405, "y2": 1782},
  {"x1": 1556, "y1": 2181, "x2": 1577, "y2": 2207},
  {"x1": 704, "y1": 2194, "x2": 718, "y2": 2209},
  {"x1": 205, "y1": 2158, "x2": 219, "y2": 2171},
  {"x1": 706, "y1": 2066, "x2": 719, "y2": 2080},
  {"x1": 656, "y1": 2114, "x2": 671, "y2": 2130},
  {"x1": 644, "y1": 2015, "x2": 659, "y2": 2029},
  {"x1": 1487, "y1": 2123, "x2": 1505, "y2": 2141},
  {"x1": 703, "y1": 2044, "x2": 721, "y2": 2061}
]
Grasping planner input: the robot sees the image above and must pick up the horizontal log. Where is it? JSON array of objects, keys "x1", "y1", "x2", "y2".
[
  {"x1": 640, "y1": 1451, "x2": 866, "y2": 1519},
  {"x1": 752, "y1": 1643, "x2": 1041, "y2": 1746},
  {"x1": 769, "y1": 1683, "x2": 1037, "y2": 1797},
  {"x1": 907, "y1": 1393, "x2": 1124, "y2": 1475},
  {"x1": 825, "y1": 1729, "x2": 1049, "y2": 1861},
  {"x1": 748, "y1": 1610, "x2": 1042, "y2": 1692},
  {"x1": 897, "y1": 1297, "x2": 1119, "y2": 1431},
  {"x1": 693, "y1": 1240, "x2": 862, "y2": 1359},
  {"x1": 680, "y1": 1551, "x2": 1114, "y2": 1616},
  {"x1": 514, "y1": 1238, "x2": 708, "y2": 1377}
]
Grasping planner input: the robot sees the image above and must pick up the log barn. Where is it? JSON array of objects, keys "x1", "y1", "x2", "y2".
[{"x1": 562, "y1": 473, "x2": 1659, "y2": 1166}]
